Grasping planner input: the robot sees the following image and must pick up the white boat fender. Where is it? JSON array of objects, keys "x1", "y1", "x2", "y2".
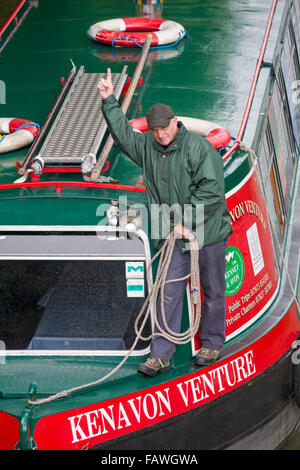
[
  {"x1": 0, "y1": 118, "x2": 40, "y2": 154},
  {"x1": 129, "y1": 115, "x2": 231, "y2": 150},
  {"x1": 87, "y1": 17, "x2": 187, "y2": 48}
]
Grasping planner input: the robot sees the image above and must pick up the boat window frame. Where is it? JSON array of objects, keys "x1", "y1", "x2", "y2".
[
  {"x1": 287, "y1": 19, "x2": 300, "y2": 84},
  {"x1": 276, "y1": 64, "x2": 298, "y2": 166},
  {"x1": 0, "y1": 225, "x2": 156, "y2": 357},
  {"x1": 281, "y1": 16, "x2": 300, "y2": 161},
  {"x1": 260, "y1": 119, "x2": 286, "y2": 240},
  {"x1": 258, "y1": 12, "x2": 300, "y2": 241}
]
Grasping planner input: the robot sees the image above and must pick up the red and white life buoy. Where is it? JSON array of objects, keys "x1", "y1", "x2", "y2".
[
  {"x1": 129, "y1": 116, "x2": 231, "y2": 150},
  {"x1": 87, "y1": 17, "x2": 186, "y2": 48},
  {"x1": 0, "y1": 118, "x2": 40, "y2": 154}
]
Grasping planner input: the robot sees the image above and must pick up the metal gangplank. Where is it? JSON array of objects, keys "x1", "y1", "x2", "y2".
[
  {"x1": 28, "y1": 65, "x2": 128, "y2": 178},
  {"x1": 17, "y1": 37, "x2": 152, "y2": 182}
]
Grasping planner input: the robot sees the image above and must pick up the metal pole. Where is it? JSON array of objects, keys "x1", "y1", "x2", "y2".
[
  {"x1": 90, "y1": 34, "x2": 152, "y2": 181},
  {"x1": 222, "y1": 0, "x2": 278, "y2": 161}
]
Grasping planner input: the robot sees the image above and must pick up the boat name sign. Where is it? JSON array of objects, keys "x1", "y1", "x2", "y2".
[{"x1": 34, "y1": 349, "x2": 256, "y2": 449}]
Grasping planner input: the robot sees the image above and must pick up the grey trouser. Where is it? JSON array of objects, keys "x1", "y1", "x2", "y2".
[{"x1": 150, "y1": 240, "x2": 227, "y2": 360}]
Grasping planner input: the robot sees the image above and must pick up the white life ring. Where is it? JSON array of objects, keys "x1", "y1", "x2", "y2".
[
  {"x1": 87, "y1": 17, "x2": 186, "y2": 48},
  {"x1": 129, "y1": 116, "x2": 231, "y2": 150},
  {"x1": 0, "y1": 118, "x2": 40, "y2": 154}
]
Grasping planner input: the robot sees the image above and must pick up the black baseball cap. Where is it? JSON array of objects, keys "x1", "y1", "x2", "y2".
[{"x1": 146, "y1": 103, "x2": 175, "y2": 129}]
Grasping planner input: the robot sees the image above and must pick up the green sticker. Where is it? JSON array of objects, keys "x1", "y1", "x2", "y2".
[{"x1": 225, "y1": 246, "x2": 245, "y2": 296}]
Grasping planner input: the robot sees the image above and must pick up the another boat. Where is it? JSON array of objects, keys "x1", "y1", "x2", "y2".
[{"x1": 0, "y1": 0, "x2": 300, "y2": 451}]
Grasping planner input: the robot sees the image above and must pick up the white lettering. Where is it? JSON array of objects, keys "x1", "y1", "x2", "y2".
[
  {"x1": 155, "y1": 389, "x2": 172, "y2": 415},
  {"x1": 118, "y1": 403, "x2": 131, "y2": 429},
  {"x1": 145, "y1": 454, "x2": 198, "y2": 464},
  {"x1": 230, "y1": 356, "x2": 247, "y2": 382},
  {"x1": 68, "y1": 414, "x2": 87, "y2": 443},
  {"x1": 244, "y1": 350, "x2": 256, "y2": 376},
  {"x1": 85, "y1": 410, "x2": 100, "y2": 439},
  {"x1": 128, "y1": 396, "x2": 142, "y2": 423},
  {"x1": 99, "y1": 405, "x2": 116, "y2": 434},
  {"x1": 143, "y1": 393, "x2": 158, "y2": 419},
  {"x1": 176, "y1": 381, "x2": 189, "y2": 406},
  {"x1": 68, "y1": 351, "x2": 257, "y2": 445}
]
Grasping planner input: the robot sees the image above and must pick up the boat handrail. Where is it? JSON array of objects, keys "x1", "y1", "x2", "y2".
[
  {"x1": 0, "y1": 180, "x2": 147, "y2": 193},
  {"x1": 0, "y1": 0, "x2": 26, "y2": 39},
  {"x1": 222, "y1": 0, "x2": 278, "y2": 162}
]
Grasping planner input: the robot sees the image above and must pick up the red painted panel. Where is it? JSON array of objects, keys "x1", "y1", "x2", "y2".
[
  {"x1": 33, "y1": 302, "x2": 300, "y2": 450},
  {"x1": 0, "y1": 411, "x2": 20, "y2": 450},
  {"x1": 225, "y1": 167, "x2": 279, "y2": 335}
]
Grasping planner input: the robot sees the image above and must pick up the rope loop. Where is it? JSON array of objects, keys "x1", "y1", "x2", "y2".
[{"x1": 111, "y1": 30, "x2": 188, "y2": 50}]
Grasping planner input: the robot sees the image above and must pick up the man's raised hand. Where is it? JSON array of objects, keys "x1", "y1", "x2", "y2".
[{"x1": 98, "y1": 68, "x2": 114, "y2": 100}]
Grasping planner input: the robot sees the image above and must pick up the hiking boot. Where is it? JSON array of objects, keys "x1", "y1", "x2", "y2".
[
  {"x1": 138, "y1": 357, "x2": 171, "y2": 376},
  {"x1": 194, "y1": 348, "x2": 220, "y2": 366}
]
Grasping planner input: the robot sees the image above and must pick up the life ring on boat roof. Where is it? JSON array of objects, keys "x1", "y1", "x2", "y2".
[
  {"x1": 0, "y1": 118, "x2": 39, "y2": 154},
  {"x1": 129, "y1": 116, "x2": 231, "y2": 151},
  {"x1": 87, "y1": 17, "x2": 186, "y2": 48}
]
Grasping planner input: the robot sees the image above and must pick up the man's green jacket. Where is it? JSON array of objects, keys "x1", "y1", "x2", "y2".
[{"x1": 102, "y1": 94, "x2": 233, "y2": 251}]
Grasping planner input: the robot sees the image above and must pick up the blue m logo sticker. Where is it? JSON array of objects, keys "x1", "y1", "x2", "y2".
[{"x1": 128, "y1": 266, "x2": 144, "y2": 273}]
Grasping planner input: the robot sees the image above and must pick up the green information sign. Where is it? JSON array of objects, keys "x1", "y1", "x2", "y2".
[{"x1": 225, "y1": 246, "x2": 245, "y2": 296}]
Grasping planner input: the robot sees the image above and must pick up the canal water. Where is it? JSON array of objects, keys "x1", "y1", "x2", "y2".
[{"x1": 279, "y1": 422, "x2": 300, "y2": 450}]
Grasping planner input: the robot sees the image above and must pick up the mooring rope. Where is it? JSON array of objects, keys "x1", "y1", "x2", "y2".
[{"x1": 28, "y1": 231, "x2": 201, "y2": 406}]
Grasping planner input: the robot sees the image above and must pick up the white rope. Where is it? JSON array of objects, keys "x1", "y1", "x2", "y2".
[{"x1": 28, "y1": 232, "x2": 201, "y2": 406}]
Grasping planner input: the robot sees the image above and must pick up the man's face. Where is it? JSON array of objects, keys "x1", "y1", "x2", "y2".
[{"x1": 150, "y1": 117, "x2": 178, "y2": 146}]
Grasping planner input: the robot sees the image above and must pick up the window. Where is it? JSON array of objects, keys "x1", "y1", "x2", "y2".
[
  {"x1": 0, "y1": 259, "x2": 151, "y2": 352},
  {"x1": 281, "y1": 19, "x2": 300, "y2": 154},
  {"x1": 0, "y1": 260, "x2": 151, "y2": 351},
  {"x1": 268, "y1": 75, "x2": 294, "y2": 211},
  {"x1": 0, "y1": 229, "x2": 152, "y2": 353},
  {"x1": 260, "y1": 120, "x2": 286, "y2": 243},
  {"x1": 292, "y1": 1, "x2": 300, "y2": 60},
  {"x1": 258, "y1": 15, "x2": 300, "y2": 247}
]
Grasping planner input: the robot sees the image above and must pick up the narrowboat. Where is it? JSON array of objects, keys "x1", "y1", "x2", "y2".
[{"x1": 0, "y1": 0, "x2": 300, "y2": 450}]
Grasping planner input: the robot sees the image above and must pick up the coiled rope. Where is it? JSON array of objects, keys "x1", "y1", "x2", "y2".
[{"x1": 28, "y1": 231, "x2": 201, "y2": 406}]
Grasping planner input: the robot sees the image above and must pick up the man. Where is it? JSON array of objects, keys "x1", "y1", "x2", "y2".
[{"x1": 98, "y1": 68, "x2": 232, "y2": 375}]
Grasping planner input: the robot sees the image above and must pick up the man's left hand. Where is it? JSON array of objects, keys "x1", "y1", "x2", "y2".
[{"x1": 174, "y1": 223, "x2": 194, "y2": 240}]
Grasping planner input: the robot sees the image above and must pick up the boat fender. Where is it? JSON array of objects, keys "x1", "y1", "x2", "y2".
[
  {"x1": 129, "y1": 116, "x2": 231, "y2": 150},
  {"x1": 0, "y1": 118, "x2": 40, "y2": 154},
  {"x1": 87, "y1": 17, "x2": 187, "y2": 48}
]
